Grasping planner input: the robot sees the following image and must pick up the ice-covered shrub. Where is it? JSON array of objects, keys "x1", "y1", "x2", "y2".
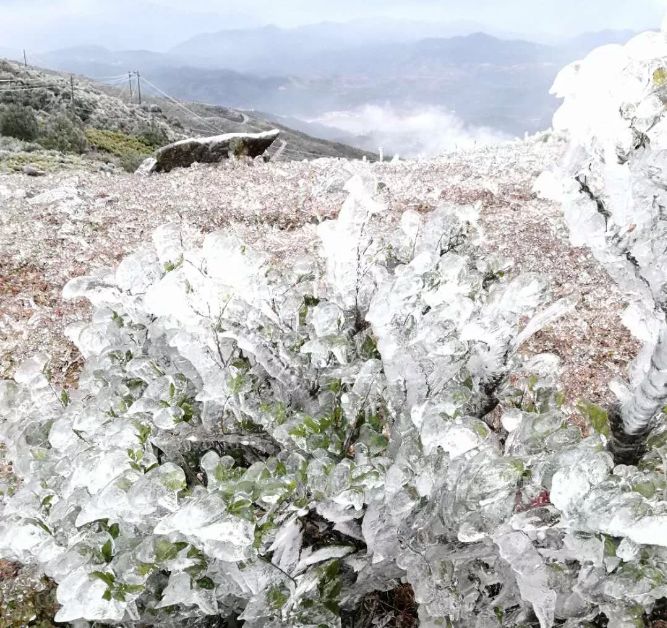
[
  {"x1": 3, "y1": 171, "x2": 667, "y2": 627},
  {"x1": 540, "y1": 27, "x2": 667, "y2": 461},
  {"x1": 0, "y1": 104, "x2": 39, "y2": 142},
  {"x1": 39, "y1": 111, "x2": 89, "y2": 154}
]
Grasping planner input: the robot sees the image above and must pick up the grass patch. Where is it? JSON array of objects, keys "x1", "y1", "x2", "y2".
[
  {"x1": 0, "y1": 151, "x2": 85, "y2": 173},
  {"x1": 85, "y1": 128, "x2": 153, "y2": 158},
  {"x1": 85, "y1": 128, "x2": 154, "y2": 172}
]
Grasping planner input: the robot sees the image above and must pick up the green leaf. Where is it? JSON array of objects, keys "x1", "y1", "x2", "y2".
[
  {"x1": 303, "y1": 416, "x2": 320, "y2": 433},
  {"x1": 555, "y1": 391, "x2": 566, "y2": 408},
  {"x1": 111, "y1": 310, "x2": 125, "y2": 327},
  {"x1": 577, "y1": 401, "x2": 610, "y2": 437},
  {"x1": 654, "y1": 67, "x2": 667, "y2": 86},
  {"x1": 60, "y1": 389, "x2": 70, "y2": 406},
  {"x1": 101, "y1": 539, "x2": 114, "y2": 563},
  {"x1": 360, "y1": 334, "x2": 381, "y2": 359},
  {"x1": 25, "y1": 517, "x2": 52, "y2": 536},
  {"x1": 163, "y1": 256, "x2": 183, "y2": 273},
  {"x1": 229, "y1": 374, "x2": 246, "y2": 395},
  {"x1": 196, "y1": 576, "x2": 215, "y2": 590},
  {"x1": 289, "y1": 425, "x2": 307, "y2": 438},
  {"x1": 267, "y1": 584, "x2": 289, "y2": 609},
  {"x1": 40, "y1": 494, "x2": 54, "y2": 512},
  {"x1": 160, "y1": 468, "x2": 186, "y2": 491},
  {"x1": 187, "y1": 546, "x2": 205, "y2": 560},
  {"x1": 91, "y1": 571, "x2": 115, "y2": 587},
  {"x1": 135, "y1": 423, "x2": 151, "y2": 446},
  {"x1": 155, "y1": 539, "x2": 188, "y2": 562},
  {"x1": 137, "y1": 562, "x2": 155, "y2": 576}
]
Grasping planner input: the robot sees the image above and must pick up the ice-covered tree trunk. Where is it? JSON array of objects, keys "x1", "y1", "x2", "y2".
[{"x1": 621, "y1": 325, "x2": 667, "y2": 430}]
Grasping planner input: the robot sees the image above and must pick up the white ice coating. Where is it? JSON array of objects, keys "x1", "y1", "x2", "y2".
[
  {"x1": 5, "y1": 118, "x2": 667, "y2": 622},
  {"x1": 546, "y1": 25, "x2": 667, "y2": 435}
]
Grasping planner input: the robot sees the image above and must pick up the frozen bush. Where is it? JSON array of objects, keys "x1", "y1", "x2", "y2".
[
  {"x1": 39, "y1": 111, "x2": 88, "y2": 154},
  {"x1": 4, "y1": 169, "x2": 667, "y2": 626},
  {"x1": 0, "y1": 104, "x2": 39, "y2": 142}
]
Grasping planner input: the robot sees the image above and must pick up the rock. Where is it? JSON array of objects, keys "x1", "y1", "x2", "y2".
[
  {"x1": 151, "y1": 130, "x2": 280, "y2": 174},
  {"x1": 135, "y1": 157, "x2": 157, "y2": 177},
  {"x1": 22, "y1": 165, "x2": 46, "y2": 177}
]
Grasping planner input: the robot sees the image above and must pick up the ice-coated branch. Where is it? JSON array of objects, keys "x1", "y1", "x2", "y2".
[
  {"x1": 620, "y1": 324, "x2": 667, "y2": 436},
  {"x1": 545, "y1": 28, "x2": 667, "y2": 454}
]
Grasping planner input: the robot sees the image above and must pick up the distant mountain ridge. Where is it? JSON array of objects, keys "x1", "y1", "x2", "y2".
[
  {"x1": 29, "y1": 27, "x2": 642, "y2": 142},
  {"x1": 168, "y1": 19, "x2": 496, "y2": 71}
]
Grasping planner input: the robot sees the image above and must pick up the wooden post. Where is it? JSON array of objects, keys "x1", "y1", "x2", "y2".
[
  {"x1": 136, "y1": 71, "x2": 142, "y2": 105},
  {"x1": 70, "y1": 75, "x2": 75, "y2": 114},
  {"x1": 23, "y1": 49, "x2": 27, "y2": 67},
  {"x1": 128, "y1": 71, "x2": 134, "y2": 102}
]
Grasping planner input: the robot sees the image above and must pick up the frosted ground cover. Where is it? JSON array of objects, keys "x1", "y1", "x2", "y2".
[{"x1": 3, "y1": 24, "x2": 667, "y2": 628}]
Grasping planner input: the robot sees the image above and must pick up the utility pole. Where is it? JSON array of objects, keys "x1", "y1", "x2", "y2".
[
  {"x1": 128, "y1": 71, "x2": 134, "y2": 103},
  {"x1": 136, "y1": 70, "x2": 142, "y2": 105},
  {"x1": 23, "y1": 49, "x2": 27, "y2": 67},
  {"x1": 70, "y1": 75, "x2": 75, "y2": 114}
]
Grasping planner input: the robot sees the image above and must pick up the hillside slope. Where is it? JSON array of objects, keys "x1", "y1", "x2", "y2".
[{"x1": 0, "y1": 59, "x2": 374, "y2": 174}]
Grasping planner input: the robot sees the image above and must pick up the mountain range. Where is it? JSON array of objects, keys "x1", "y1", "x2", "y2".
[{"x1": 11, "y1": 23, "x2": 642, "y2": 152}]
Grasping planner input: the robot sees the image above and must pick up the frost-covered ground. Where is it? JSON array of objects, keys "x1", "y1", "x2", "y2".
[{"x1": 0, "y1": 135, "x2": 635, "y2": 407}]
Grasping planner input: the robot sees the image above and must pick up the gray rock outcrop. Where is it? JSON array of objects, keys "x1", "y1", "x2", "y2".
[
  {"x1": 22, "y1": 165, "x2": 46, "y2": 177},
  {"x1": 149, "y1": 130, "x2": 280, "y2": 174},
  {"x1": 135, "y1": 157, "x2": 157, "y2": 177}
]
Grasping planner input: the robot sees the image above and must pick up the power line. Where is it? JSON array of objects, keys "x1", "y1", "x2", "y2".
[
  {"x1": 101, "y1": 76, "x2": 131, "y2": 85},
  {"x1": 0, "y1": 79, "x2": 57, "y2": 85},
  {"x1": 139, "y1": 75, "x2": 224, "y2": 135},
  {"x1": 88, "y1": 74, "x2": 130, "y2": 82},
  {"x1": 0, "y1": 85, "x2": 61, "y2": 92},
  {"x1": 115, "y1": 80, "x2": 131, "y2": 103}
]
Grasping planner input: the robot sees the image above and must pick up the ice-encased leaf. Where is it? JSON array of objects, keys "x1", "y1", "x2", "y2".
[
  {"x1": 54, "y1": 568, "x2": 128, "y2": 623},
  {"x1": 154, "y1": 493, "x2": 254, "y2": 561},
  {"x1": 269, "y1": 517, "x2": 303, "y2": 574},
  {"x1": 495, "y1": 531, "x2": 557, "y2": 628},
  {"x1": 156, "y1": 571, "x2": 218, "y2": 614}
]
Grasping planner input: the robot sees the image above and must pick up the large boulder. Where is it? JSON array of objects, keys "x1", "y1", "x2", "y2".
[{"x1": 151, "y1": 130, "x2": 280, "y2": 173}]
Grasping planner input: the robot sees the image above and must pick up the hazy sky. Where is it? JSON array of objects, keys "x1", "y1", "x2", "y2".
[{"x1": 1, "y1": 0, "x2": 665, "y2": 52}]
